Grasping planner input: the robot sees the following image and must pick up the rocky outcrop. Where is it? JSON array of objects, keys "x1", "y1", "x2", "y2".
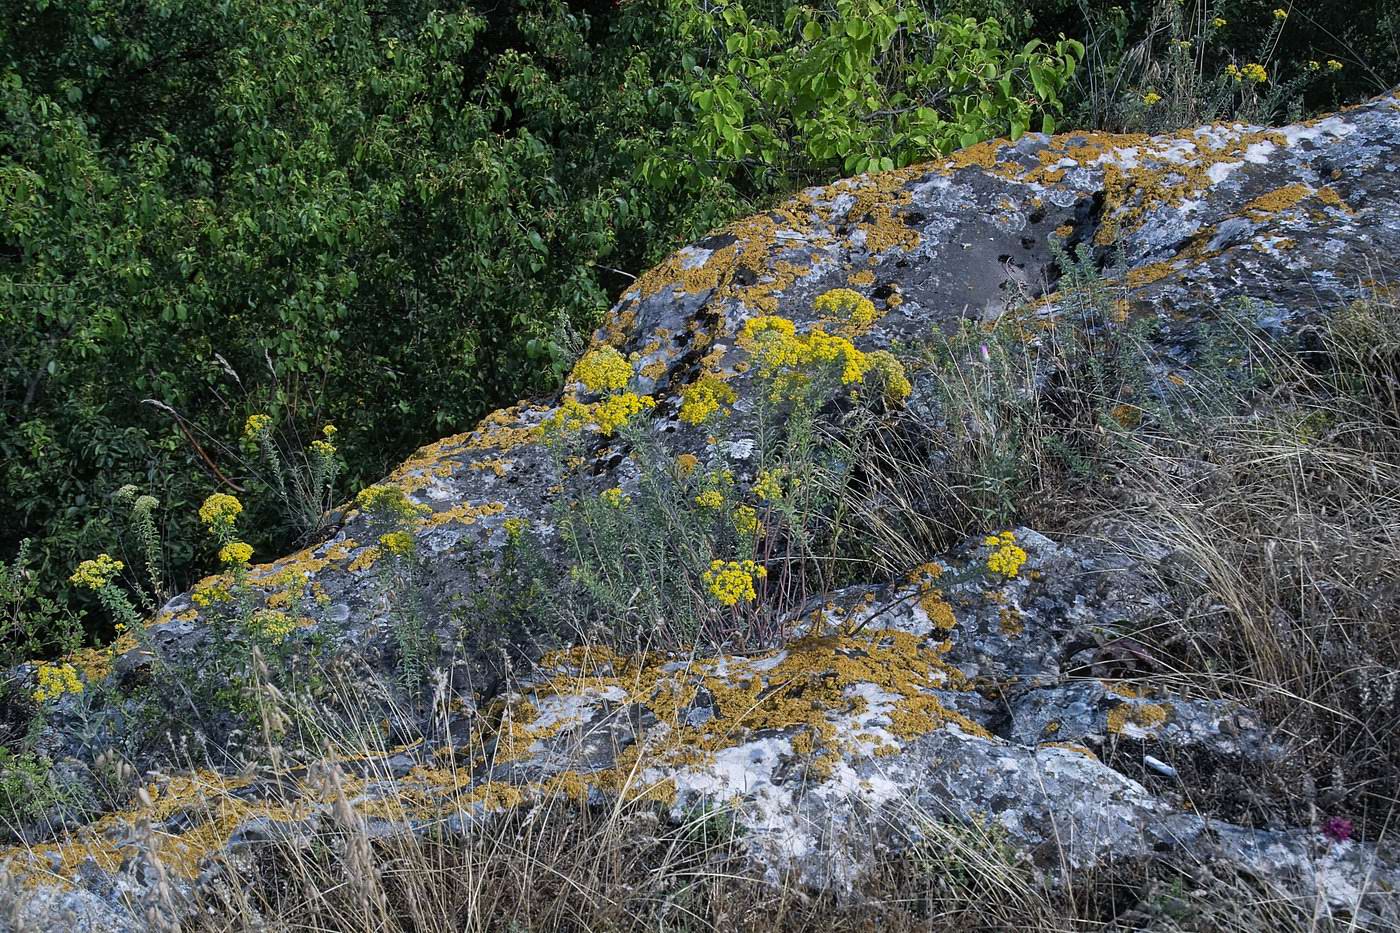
[{"x1": 6, "y1": 91, "x2": 1400, "y2": 928}]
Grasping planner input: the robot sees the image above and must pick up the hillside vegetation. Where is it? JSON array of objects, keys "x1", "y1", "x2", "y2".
[{"x1": 4, "y1": 0, "x2": 1397, "y2": 641}]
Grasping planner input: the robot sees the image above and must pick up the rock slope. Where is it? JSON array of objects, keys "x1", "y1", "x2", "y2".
[{"x1": 6, "y1": 91, "x2": 1400, "y2": 928}]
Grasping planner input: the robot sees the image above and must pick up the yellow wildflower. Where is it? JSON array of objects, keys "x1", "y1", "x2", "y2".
[
  {"x1": 243, "y1": 413, "x2": 272, "y2": 441},
  {"x1": 676, "y1": 453, "x2": 699, "y2": 476},
  {"x1": 864, "y1": 350, "x2": 912, "y2": 401},
  {"x1": 504, "y1": 517, "x2": 528, "y2": 542},
  {"x1": 813, "y1": 287, "x2": 879, "y2": 336},
  {"x1": 571, "y1": 346, "x2": 633, "y2": 395},
  {"x1": 33, "y1": 662, "x2": 83, "y2": 703},
  {"x1": 703, "y1": 559, "x2": 767, "y2": 607},
  {"x1": 1307, "y1": 60, "x2": 1320, "y2": 71},
  {"x1": 218, "y1": 541, "x2": 254, "y2": 565},
  {"x1": 1212, "y1": 16, "x2": 1226, "y2": 27},
  {"x1": 199, "y1": 493, "x2": 243, "y2": 530},
  {"x1": 753, "y1": 469, "x2": 788, "y2": 501},
  {"x1": 694, "y1": 489, "x2": 724, "y2": 509},
  {"x1": 1142, "y1": 91, "x2": 1162, "y2": 106},
  {"x1": 378, "y1": 530, "x2": 416, "y2": 557},
  {"x1": 310, "y1": 439, "x2": 336, "y2": 458},
  {"x1": 1272, "y1": 8, "x2": 1287, "y2": 20},
  {"x1": 69, "y1": 554, "x2": 124, "y2": 590},
  {"x1": 191, "y1": 575, "x2": 232, "y2": 607},
  {"x1": 983, "y1": 530, "x2": 1029, "y2": 578},
  {"x1": 600, "y1": 487, "x2": 629, "y2": 508},
  {"x1": 593, "y1": 392, "x2": 656, "y2": 436},
  {"x1": 738, "y1": 314, "x2": 869, "y2": 391},
  {"x1": 1224, "y1": 63, "x2": 1240, "y2": 78},
  {"x1": 249, "y1": 609, "x2": 301, "y2": 642},
  {"x1": 1239, "y1": 62, "x2": 1268, "y2": 83},
  {"x1": 678, "y1": 374, "x2": 737, "y2": 425},
  {"x1": 545, "y1": 397, "x2": 595, "y2": 435},
  {"x1": 322, "y1": 423, "x2": 337, "y2": 438},
  {"x1": 1327, "y1": 59, "x2": 1343, "y2": 72},
  {"x1": 734, "y1": 505, "x2": 762, "y2": 536},
  {"x1": 356, "y1": 485, "x2": 429, "y2": 522}
]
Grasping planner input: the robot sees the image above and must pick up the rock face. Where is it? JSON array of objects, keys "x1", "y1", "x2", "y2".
[{"x1": 6, "y1": 91, "x2": 1400, "y2": 928}]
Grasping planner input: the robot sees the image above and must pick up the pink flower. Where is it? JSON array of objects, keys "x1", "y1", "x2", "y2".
[
  {"x1": 1323, "y1": 816, "x2": 1354, "y2": 843},
  {"x1": 979, "y1": 343, "x2": 991, "y2": 363}
]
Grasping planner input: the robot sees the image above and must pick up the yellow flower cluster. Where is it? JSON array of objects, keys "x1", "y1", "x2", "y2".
[
  {"x1": 593, "y1": 392, "x2": 656, "y2": 436},
  {"x1": 545, "y1": 397, "x2": 595, "y2": 435},
  {"x1": 218, "y1": 541, "x2": 254, "y2": 565},
  {"x1": 378, "y1": 530, "x2": 416, "y2": 557},
  {"x1": 703, "y1": 559, "x2": 767, "y2": 606},
  {"x1": 322, "y1": 423, "x2": 337, "y2": 438},
  {"x1": 571, "y1": 346, "x2": 633, "y2": 394},
  {"x1": 356, "y1": 484, "x2": 429, "y2": 522},
  {"x1": 191, "y1": 575, "x2": 232, "y2": 607},
  {"x1": 1328, "y1": 59, "x2": 1343, "y2": 71},
  {"x1": 503, "y1": 517, "x2": 529, "y2": 542},
  {"x1": 678, "y1": 375, "x2": 737, "y2": 425},
  {"x1": 983, "y1": 530, "x2": 1028, "y2": 578},
  {"x1": 675, "y1": 453, "x2": 699, "y2": 476},
  {"x1": 694, "y1": 489, "x2": 724, "y2": 509},
  {"x1": 753, "y1": 468, "x2": 796, "y2": 501},
  {"x1": 33, "y1": 662, "x2": 83, "y2": 703},
  {"x1": 69, "y1": 553, "x2": 124, "y2": 590},
  {"x1": 1212, "y1": 16, "x2": 1227, "y2": 27},
  {"x1": 813, "y1": 287, "x2": 879, "y2": 336},
  {"x1": 600, "y1": 487, "x2": 630, "y2": 508},
  {"x1": 734, "y1": 505, "x2": 762, "y2": 536},
  {"x1": 1142, "y1": 91, "x2": 1162, "y2": 106},
  {"x1": 737, "y1": 313, "x2": 873, "y2": 397},
  {"x1": 1272, "y1": 7, "x2": 1287, "y2": 20},
  {"x1": 310, "y1": 439, "x2": 336, "y2": 459},
  {"x1": 243, "y1": 413, "x2": 272, "y2": 440},
  {"x1": 250, "y1": 609, "x2": 300, "y2": 642},
  {"x1": 864, "y1": 350, "x2": 912, "y2": 401},
  {"x1": 199, "y1": 493, "x2": 243, "y2": 529},
  {"x1": 1226, "y1": 62, "x2": 1268, "y2": 83}
]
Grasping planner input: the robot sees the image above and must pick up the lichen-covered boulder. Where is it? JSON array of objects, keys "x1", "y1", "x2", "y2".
[{"x1": 6, "y1": 90, "x2": 1400, "y2": 928}]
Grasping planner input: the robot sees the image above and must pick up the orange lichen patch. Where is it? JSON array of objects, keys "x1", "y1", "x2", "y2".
[
  {"x1": 533, "y1": 626, "x2": 987, "y2": 786},
  {"x1": 1110, "y1": 403, "x2": 1142, "y2": 428},
  {"x1": 469, "y1": 458, "x2": 511, "y2": 478},
  {"x1": 421, "y1": 500, "x2": 507, "y2": 530},
  {"x1": 378, "y1": 431, "x2": 474, "y2": 495},
  {"x1": 833, "y1": 169, "x2": 924, "y2": 255},
  {"x1": 639, "y1": 359, "x2": 668, "y2": 380},
  {"x1": 945, "y1": 138, "x2": 1012, "y2": 171},
  {"x1": 1241, "y1": 182, "x2": 1351, "y2": 219},
  {"x1": 1104, "y1": 681, "x2": 1142, "y2": 699},
  {"x1": 944, "y1": 123, "x2": 1315, "y2": 247},
  {"x1": 325, "y1": 538, "x2": 358, "y2": 562},
  {"x1": 348, "y1": 547, "x2": 383, "y2": 573},
  {"x1": 1107, "y1": 701, "x2": 1172, "y2": 735},
  {"x1": 998, "y1": 606, "x2": 1024, "y2": 637},
  {"x1": 908, "y1": 563, "x2": 957, "y2": 632},
  {"x1": 6, "y1": 771, "x2": 273, "y2": 885},
  {"x1": 468, "y1": 404, "x2": 544, "y2": 454},
  {"x1": 1241, "y1": 182, "x2": 1311, "y2": 217},
  {"x1": 9, "y1": 622, "x2": 999, "y2": 890},
  {"x1": 738, "y1": 259, "x2": 814, "y2": 314},
  {"x1": 66, "y1": 643, "x2": 119, "y2": 685},
  {"x1": 249, "y1": 548, "x2": 332, "y2": 590},
  {"x1": 847, "y1": 269, "x2": 876, "y2": 287}
]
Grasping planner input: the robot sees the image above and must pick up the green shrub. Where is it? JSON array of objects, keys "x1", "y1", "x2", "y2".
[{"x1": 670, "y1": 0, "x2": 1083, "y2": 181}]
